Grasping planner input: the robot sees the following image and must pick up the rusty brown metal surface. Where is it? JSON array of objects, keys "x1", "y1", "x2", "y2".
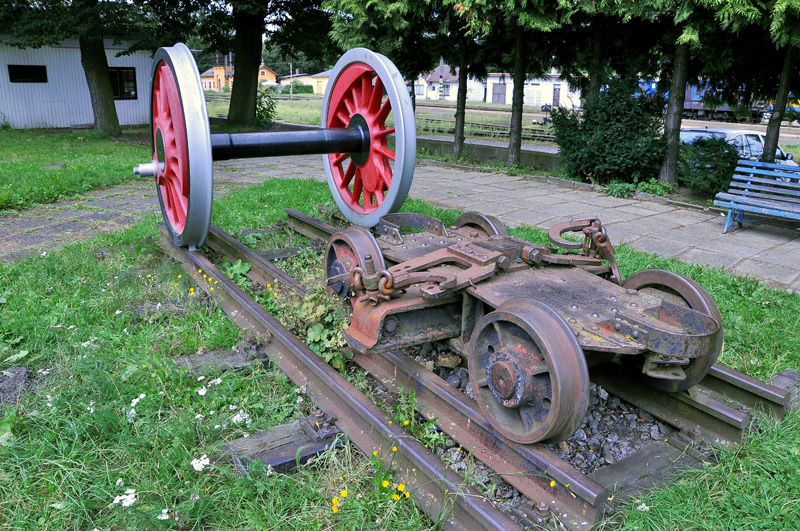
[
  {"x1": 157, "y1": 224, "x2": 521, "y2": 531},
  {"x1": 206, "y1": 224, "x2": 306, "y2": 294},
  {"x1": 285, "y1": 208, "x2": 340, "y2": 242},
  {"x1": 354, "y1": 349, "x2": 606, "y2": 530},
  {"x1": 702, "y1": 364, "x2": 789, "y2": 420}
]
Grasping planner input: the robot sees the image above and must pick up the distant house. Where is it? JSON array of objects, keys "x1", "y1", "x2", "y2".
[
  {"x1": 0, "y1": 35, "x2": 151, "y2": 129},
  {"x1": 310, "y1": 69, "x2": 333, "y2": 95},
  {"x1": 279, "y1": 72, "x2": 312, "y2": 88},
  {"x1": 414, "y1": 64, "x2": 485, "y2": 103},
  {"x1": 199, "y1": 60, "x2": 277, "y2": 92},
  {"x1": 486, "y1": 71, "x2": 580, "y2": 108}
]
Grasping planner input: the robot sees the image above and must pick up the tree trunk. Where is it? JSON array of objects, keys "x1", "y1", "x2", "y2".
[
  {"x1": 227, "y1": 2, "x2": 267, "y2": 127},
  {"x1": 453, "y1": 45, "x2": 469, "y2": 158},
  {"x1": 585, "y1": 29, "x2": 603, "y2": 109},
  {"x1": 762, "y1": 45, "x2": 795, "y2": 163},
  {"x1": 410, "y1": 83, "x2": 416, "y2": 112},
  {"x1": 507, "y1": 29, "x2": 525, "y2": 168},
  {"x1": 78, "y1": 35, "x2": 121, "y2": 136},
  {"x1": 658, "y1": 41, "x2": 689, "y2": 184}
]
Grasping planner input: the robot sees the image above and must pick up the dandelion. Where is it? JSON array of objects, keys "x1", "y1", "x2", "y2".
[
  {"x1": 373, "y1": 451, "x2": 378, "y2": 457},
  {"x1": 332, "y1": 505, "x2": 339, "y2": 514},
  {"x1": 190, "y1": 454, "x2": 210, "y2": 472},
  {"x1": 174, "y1": 283, "x2": 178, "y2": 287},
  {"x1": 550, "y1": 480, "x2": 556, "y2": 488},
  {"x1": 392, "y1": 494, "x2": 400, "y2": 501},
  {"x1": 214, "y1": 281, "x2": 218, "y2": 285},
  {"x1": 178, "y1": 275, "x2": 182, "y2": 279},
  {"x1": 392, "y1": 446, "x2": 397, "y2": 452},
  {"x1": 197, "y1": 386, "x2": 207, "y2": 396},
  {"x1": 340, "y1": 490, "x2": 348, "y2": 498},
  {"x1": 203, "y1": 274, "x2": 207, "y2": 279},
  {"x1": 332, "y1": 497, "x2": 339, "y2": 505},
  {"x1": 404, "y1": 491, "x2": 410, "y2": 498},
  {"x1": 147, "y1": 274, "x2": 151, "y2": 278},
  {"x1": 397, "y1": 484, "x2": 405, "y2": 492},
  {"x1": 388, "y1": 421, "x2": 392, "y2": 425},
  {"x1": 198, "y1": 269, "x2": 202, "y2": 273},
  {"x1": 157, "y1": 509, "x2": 170, "y2": 520},
  {"x1": 210, "y1": 288, "x2": 214, "y2": 291},
  {"x1": 382, "y1": 480, "x2": 389, "y2": 488},
  {"x1": 403, "y1": 420, "x2": 409, "y2": 426}
]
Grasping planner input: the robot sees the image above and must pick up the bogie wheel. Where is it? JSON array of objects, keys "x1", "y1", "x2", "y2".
[
  {"x1": 325, "y1": 226, "x2": 386, "y2": 301},
  {"x1": 322, "y1": 48, "x2": 415, "y2": 227},
  {"x1": 151, "y1": 43, "x2": 213, "y2": 248},
  {"x1": 454, "y1": 212, "x2": 510, "y2": 237},
  {"x1": 468, "y1": 299, "x2": 589, "y2": 444},
  {"x1": 622, "y1": 269, "x2": 723, "y2": 392}
]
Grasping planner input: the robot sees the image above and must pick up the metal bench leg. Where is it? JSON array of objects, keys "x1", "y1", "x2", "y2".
[
  {"x1": 723, "y1": 209, "x2": 735, "y2": 233},
  {"x1": 735, "y1": 210, "x2": 744, "y2": 229}
]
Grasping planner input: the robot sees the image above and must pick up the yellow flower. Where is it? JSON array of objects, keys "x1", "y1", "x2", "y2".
[
  {"x1": 339, "y1": 477, "x2": 343, "y2": 481},
  {"x1": 388, "y1": 421, "x2": 392, "y2": 425},
  {"x1": 210, "y1": 287, "x2": 214, "y2": 291},
  {"x1": 392, "y1": 446, "x2": 397, "y2": 452},
  {"x1": 198, "y1": 269, "x2": 202, "y2": 273},
  {"x1": 382, "y1": 480, "x2": 389, "y2": 488},
  {"x1": 332, "y1": 505, "x2": 338, "y2": 514},
  {"x1": 147, "y1": 274, "x2": 151, "y2": 278},
  {"x1": 203, "y1": 274, "x2": 207, "y2": 278},
  {"x1": 550, "y1": 480, "x2": 556, "y2": 488},
  {"x1": 214, "y1": 281, "x2": 218, "y2": 284},
  {"x1": 340, "y1": 490, "x2": 348, "y2": 498},
  {"x1": 373, "y1": 451, "x2": 378, "y2": 457},
  {"x1": 178, "y1": 275, "x2": 182, "y2": 278},
  {"x1": 403, "y1": 420, "x2": 409, "y2": 426},
  {"x1": 173, "y1": 283, "x2": 177, "y2": 287},
  {"x1": 397, "y1": 484, "x2": 405, "y2": 492},
  {"x1": 332, "y1": 497, "x2": 338, "y2": 505},
  {"x1": 392, "y1": 494, "x2": 400, "y2": 501},
  {"x1": 404, "y1": 491, "x2": 410, "y2": 498}
]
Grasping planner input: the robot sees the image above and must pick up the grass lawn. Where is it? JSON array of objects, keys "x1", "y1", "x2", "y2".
[
  {"x1": 1, "y1": 172, "x2": 799, "y2": 530},
  {"x1": 0, "y1": 129, "x2": 150, "y2": 213}
]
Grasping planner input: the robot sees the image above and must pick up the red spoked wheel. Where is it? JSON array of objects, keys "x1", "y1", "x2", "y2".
[
  {"x1": 142, "y1": 43, "x2": 213, "y2": 248},
  {"x1": 322, "y1": 49, "x2": 415, "y2": 227}
]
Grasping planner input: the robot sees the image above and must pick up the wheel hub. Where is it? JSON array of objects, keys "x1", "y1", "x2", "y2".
[{"x1": 486, "y1": 352, "x2": 540, "y2": 408}]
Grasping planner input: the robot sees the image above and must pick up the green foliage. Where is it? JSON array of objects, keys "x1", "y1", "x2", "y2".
[
  {"x1": 636, "y1": 178, "x2": 676, "y2": 197},
  {"x1": 551, "y1": 78, "x2": 665, "y2": 185},
  {"x1": 0, "y1": 113, "x2": 10, "y2": 130},
  {"x1": 255, "y1": 89, "x2": 277, "y2": 128},
  {"x1": 678, "y1": 137, "x2": 740, "y2": 196},
  {"x1": 390, "y1": 388, "x2": 446, "y2": 450},
  {"x1": 280, "y1": 81, "x2": 314, "y2": 94},
  {"x1": 222, "y1": 258, "x2": 252, "y2": 286},
  {"x1": 604, "y1": 180, "x2": 636, "y2": 198}
]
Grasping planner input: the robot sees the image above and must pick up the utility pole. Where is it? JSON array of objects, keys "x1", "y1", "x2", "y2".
[
  {"x1": 289, "y1": 62, "x2": 293, "y2": 99},
  {"x1": 439, "y1": 57, "x2": 444, "y2": 101}
]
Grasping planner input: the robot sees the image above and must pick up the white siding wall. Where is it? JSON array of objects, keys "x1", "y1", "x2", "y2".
[
  {"x1": 485, "y1": 75, "x2": 581, "y2": 108},
  {"x1": 0, "y1": 37, "x2": 151, "y2": 128}
]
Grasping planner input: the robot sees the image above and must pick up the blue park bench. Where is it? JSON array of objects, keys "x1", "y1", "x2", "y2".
[{"x1": 713, "y1": 160, "x2": 800, "y2": 233}]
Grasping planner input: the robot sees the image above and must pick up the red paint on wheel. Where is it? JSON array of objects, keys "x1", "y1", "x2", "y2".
[
  {"x1": 153, "y1": 61, "x2": 189, "y2": 233},
  {"x1": 326, "y1": 63, "x2": 396, "y2": 214}
]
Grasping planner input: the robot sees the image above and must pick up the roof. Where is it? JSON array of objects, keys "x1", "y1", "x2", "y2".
[
  {"x1": 200, "y1": 68, "x2": 214, "y2": 78},
  {"x1": 422, "y1": 65, "x2": 458, "y2": 83},
  {"x1": 310, "y1": 69, "x2": 333, "y2": 78},
  {"x1": 279, "y1": 73, "x2": 309, "y2": 80},
  {"x1": 258, "y1": 64, "x2": 277, "y2": 76}
]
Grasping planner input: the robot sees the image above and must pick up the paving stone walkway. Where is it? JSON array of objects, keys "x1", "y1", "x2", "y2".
[{"x1": 3, "y1": 154, "x2": 799, "y2": 291}]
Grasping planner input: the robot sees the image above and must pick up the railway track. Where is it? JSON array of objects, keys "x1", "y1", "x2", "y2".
[
  {"x1": 417, "y1": 117, "x2": 556, "y2": 142},
  {"x1": 158, "y1": 211, "x2": 790, "y2": 531}
]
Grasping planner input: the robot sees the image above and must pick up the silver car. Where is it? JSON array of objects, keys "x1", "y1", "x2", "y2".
[{"x1": 680, "y1": 127, "x2": 797, "y2": 166}]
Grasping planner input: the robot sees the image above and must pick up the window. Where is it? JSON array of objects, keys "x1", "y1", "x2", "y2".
[
  {"x1": 8, "y1": 65, "x2": 47, "y2": 83},
  {"x1": 108, "y1": 67, "x2": 137, "y2": 100},
  {"x1": 443, "y1": 84, "x2": 450, "y2": 97},
  {"x1": 743, "y1": 134, "x2": 764, "y2": 159},
  {"x1": 415, "y1": 84, "x2": 424, "y2": 95},
  {"x1": 260, "y1": 70, "x2": 266, "y2": 75}
]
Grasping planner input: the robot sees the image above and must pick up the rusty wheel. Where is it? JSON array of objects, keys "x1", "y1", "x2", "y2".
[
  {"x1": 468, "y1": 299, "x2": 589, "y2": 444},
  {"x1": 324, "y1": 226, "x2": 386, "y2": 300},
  {"x1": 622, "y1": 269, "x2": 723, "y2": 392},
  {"x1": 454, "y1": 212, "x2": 510, "y2": 237}
]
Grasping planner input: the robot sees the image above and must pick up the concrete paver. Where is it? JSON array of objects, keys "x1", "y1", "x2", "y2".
[{"x1": 2, "y1": 154, "x2": 800, "y2": 292}]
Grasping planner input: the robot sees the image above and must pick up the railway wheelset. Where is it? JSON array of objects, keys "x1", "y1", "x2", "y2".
[{"x1": 136, "y1": 43, "x2": 725, "y2": 446}]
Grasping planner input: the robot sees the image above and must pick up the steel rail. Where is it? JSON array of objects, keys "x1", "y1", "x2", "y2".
[
  {"x1": 285, "y1": 208, "x2": 341, "y2": 242},
  {"x1": 206, "y1": 224, "x2": 306, "y2": 294},
  {"x1": 158, "y1": 225, "x2": 520, "y2": 531},
  {"x1": 353, "y1": 349, "x2": 607, "y2": 530}
]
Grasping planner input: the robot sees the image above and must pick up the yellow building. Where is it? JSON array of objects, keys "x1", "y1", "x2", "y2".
[{"x1": 199, "y1": 63, "x2": 277, "y2": 92}]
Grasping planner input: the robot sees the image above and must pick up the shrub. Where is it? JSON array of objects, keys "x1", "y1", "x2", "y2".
[
  {"x1": 552, "y1": 78, "x2": 665, "y2": 185},
  {"x1": 280, "y1": 80, "x2": 313, "y2": 94},
  {"x1": 677, "y1": 137, "x2": 739, "y2": 196},
  {"x1": 256, "y1": 88, "x2": 277, "y2": 128}
]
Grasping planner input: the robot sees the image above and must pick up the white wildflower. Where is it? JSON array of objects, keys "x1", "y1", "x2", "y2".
[
  {"x1": 214, "y1": 424, "x2": 220, "y2": 429},
  {"x1": 41, "y1": 251, "x2": 47, "y2": 257},
  {"x1": 208, "y1": 378, "x2": 222, "y2": 385},
  {"x1": 637, "y1": 503, "x2": 650, "y2": 512},
  {"x1": 37, "y1": 368, "x2": 50, "y2": 376},
  {"x1": 190, "y1": 454, "x2": 210, "y2": 472},
  {"x1": 228, "y1": 404, "x2": 237, "y2": 411},
  {"x1": 123, "y1": 328, "x2": 129, "y2": 335},
  {"x1": 208, "y1": 410, "x2": 215, "y2": 415},
  {"x1": 115, "y1": 478, "x2": 124, "y2": 487},
  {"x1": 46, "y1": 395, "x2": 53, "y2": 407},
  {"x1": 157, "y1": 509, "x2": 170, "y2": 520},
  {"x1": 232, "y1": 410, "x2": 250, "y2": 426},
  {"x1": 112, "y1": 488, "x2": 137, "y2": 507},
  {"x1": 190, "y1": 493, "x2": 199, "y2": 502},
  {"x1": 197, "y1": 386, "x2": 207, "y2": 396},
  {"x1": 87, "y1": 401, "x2": 95, "y2": 414},
  {"x1": 194, "y1": 413, "x2": 204, "y2": 420},
  {"x1": 197, "y1": 375, "x2": 205, "y2": 381},
  {"x1": 158, "y1": 391, "x2": 165, "y2": 396},
  {"x1": 115, "y1": 309, "x2": 123, "y2": 315},
  {"x1": 127, "y1": 408, "x2": 136, "y2": 422}
]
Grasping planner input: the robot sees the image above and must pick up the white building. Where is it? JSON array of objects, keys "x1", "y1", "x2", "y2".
[
  {"x1": 0, "y1": 35, "x2": 152, "y2": 129},
  {"x1": 486, "y1": 70, "x2": 580, "y2": 108},
  {"x1": 414, "y1": 64, "x2": 485, "y2": 103}
]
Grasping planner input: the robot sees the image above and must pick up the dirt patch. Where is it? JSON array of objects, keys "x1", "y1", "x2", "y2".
[{"x1": 0, "y1": 367, "x2": 32, "y2": 408}]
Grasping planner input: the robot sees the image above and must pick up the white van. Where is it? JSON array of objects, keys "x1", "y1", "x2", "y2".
[{"x1": 680, "y1": 128, "x2": 797, "y2": 166}]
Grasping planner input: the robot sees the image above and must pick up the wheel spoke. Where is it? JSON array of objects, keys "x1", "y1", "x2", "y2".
[
  {"x1": 350, "y1": 86, "x2": 360, "y2": 109},
  {"x1": 333, "y1": 152, "x2": 349, "y2": 166},
  {"x1": 374, "y1": 127, "x2": 395, "y2": 139},
  {"x1": 341, "y1": 160, "x2": 356, "y2": 188},
  {"x1": 376, "y1": 98, "x2": 392, "y2": 124},
  {"x1": 335, "y1": 109, "x2": 351, "y2": 127},
  {"x1": 361, "y1": 75, "x2": 372, "y2": 109},
  {"x1": 369, "y1": 76, "x2": 383, "y2": 113},
  {"x1": 377, "y1": 161, "x2": 392, "y2": 189},
  {"x1": 351, "y1": 168, "x2": 363, "y2": 205},
  {"x1": 343, "y1": 96, "x2": 355, "y2": 118},
  {"x1": 375, "y1": 145, "x2": 396, "y2": 161}
]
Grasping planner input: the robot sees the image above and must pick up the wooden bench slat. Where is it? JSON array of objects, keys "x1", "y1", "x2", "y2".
[
  {"x1": 734, "y1": 167, "x2": 800, "y2": 182},
  {"x1": 714, "y1": 193, "x2": 800, "y2": 214},
  {"x1": 731, "y1": 173, "x2": 800, "y2": 191},
  {"x1": 725, "y1": 187, "x2": 800, "y2": 206},
  {"x1": 737, "y1": 159, "x2": 800, "y2": 172},
  {"x1": 729, "y1": 181, "x2": 800, "y2": 200}
]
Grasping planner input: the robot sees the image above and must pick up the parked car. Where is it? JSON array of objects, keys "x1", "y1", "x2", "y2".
[{"x1": 680, "y1": 127, "x2": 797, "y2": 166}]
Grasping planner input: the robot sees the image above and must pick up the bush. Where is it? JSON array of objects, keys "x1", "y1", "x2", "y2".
[
  {"x1": 677, "y1": 137, "x2": 739, "y2": 195},
  {"x1": 256, "y1": 89, "x2": 277, "y2": 128},
  {"x1": 551, "y1": 78, "x2": 665, "y2": 185},
  {"x1": 280, "y1": 80, "x2": 313, "y2": 94}
]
